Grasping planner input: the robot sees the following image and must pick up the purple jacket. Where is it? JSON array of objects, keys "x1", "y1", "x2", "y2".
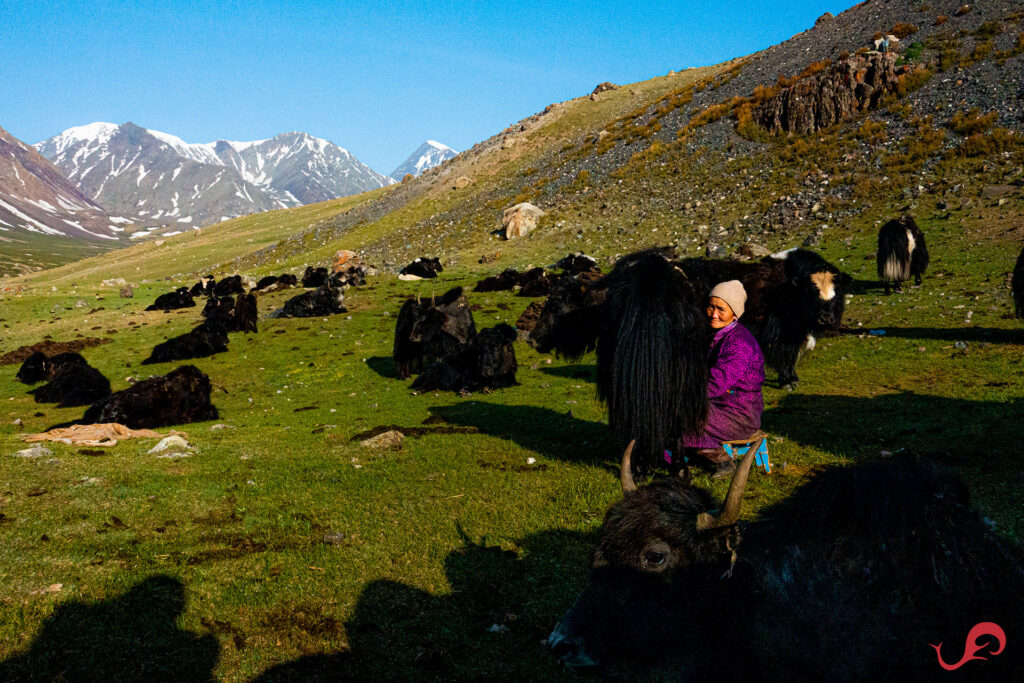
[{"x1": 682, "y1": 320, "x2": 765, "y2": 449}]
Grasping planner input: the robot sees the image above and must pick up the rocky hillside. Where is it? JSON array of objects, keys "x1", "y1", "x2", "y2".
[
  {"x1": 35, "y1": 123, "x2": 394, "y2": 234},
  {"x1": 0, "y1": 126, "x2": 119, "y2": 242}
]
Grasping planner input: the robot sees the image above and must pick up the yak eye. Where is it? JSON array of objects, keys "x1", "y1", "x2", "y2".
[{"x1": 644, "y1": 551, "x2": 666, "y2": 567}]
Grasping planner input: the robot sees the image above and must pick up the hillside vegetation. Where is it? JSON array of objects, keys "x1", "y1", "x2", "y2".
[{"x1": 1, "y1": 1, "x2": 1023, "y2": 679}]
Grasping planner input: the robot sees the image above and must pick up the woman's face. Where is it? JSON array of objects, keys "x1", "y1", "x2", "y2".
[{"x1": 707, "y1": 296, "x2": 735, "y2": 329}]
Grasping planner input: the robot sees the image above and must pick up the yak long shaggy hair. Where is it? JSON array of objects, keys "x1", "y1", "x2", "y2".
[
  {"x1": 26, "y1": 352, "x2": 111, "y2": 407},
  {"x1": 550, "y1": 458, "x2": 1024, "y2": 680},
  {"x1": 877, "y1": 215, "x2": 929, "y2": 294},
  {"x1": 82, "y1": 365, "x2": 218, "y2": 429},
  {"x1": 1013, "y1": 246, "x2": 1024, "y2": 319},
  {"x1": 529, "y1": 247, "x2": 851, "y2": 469},
  {"x1": 596, "y1": 250, "x2": 709, "y2": 469},
  {"x1": 393, "y1": 287, "x2": 476, "y2": 379},
  {"x1": 145, "y1": 287, "x2": 196, "y2": 311}
]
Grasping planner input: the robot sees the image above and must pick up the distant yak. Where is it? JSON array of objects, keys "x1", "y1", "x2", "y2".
[
  {"x1": 18, "y1": 352, "x2": 111, "y2": 407},
  {"x1": 302, "y1": 266, "x2": 330, "y2": 288},
  {"x1": 82, "y1": 364, "x2": 218, "y2": 429},
  {"x1": 877, "y1": 215, "x2": 929, "y2": 294},
  {"x1": 280, "y1": 283, "x2": 346, "y2": 318},
  {"x1": 399, "y1": 257, "x2": 443, "y2": 280},
  {"x1": 529, "y1": 247, "x2": 851, "y2": 471},
  {"x1": 145, "y1": 287, "x2": 196, "y2": 311},
  {"x1": 473, "y1": 267, "x2": 556, "y2": 296}
]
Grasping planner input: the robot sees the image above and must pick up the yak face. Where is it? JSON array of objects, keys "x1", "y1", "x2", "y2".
[
  {"x1": 527, "y1": 276, "x2": 605, "y2": 357},
  {"x1": 549, "y1": 445, "x2": 755, "y2": 668},
  {"x1": 776, "y1": 249, "x2": 851, "y2": 330}
]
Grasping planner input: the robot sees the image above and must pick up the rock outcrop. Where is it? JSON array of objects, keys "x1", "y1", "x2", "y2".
[
  {"x1": 503, "y1": 202, "x2": 545, "y2": 239},
  {"x1": 755, "y1": 53, "x2": 916, "y2": 135}
]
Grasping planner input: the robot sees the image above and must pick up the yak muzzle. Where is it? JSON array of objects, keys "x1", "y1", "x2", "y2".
[
  {"x1": 547, "y1": 621, "x2": 598, "y2": 668},
  {"x1": 817, "y1": 310, "x2": 837, "y2": 327}
]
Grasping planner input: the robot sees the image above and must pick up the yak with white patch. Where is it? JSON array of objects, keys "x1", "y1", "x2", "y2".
[
  {"x1": 24, "y1": 352, "x2": 111, "y2": 407},
  {"x1": 82, "y1": 365, "x2": 218, "y2": 429},
  {"x1": 145, "y1": 287, "x2": 196, "y2": 311},
  {"x1": 399, "y1": 257, "x2": 443, "y2": 280},
  {"x1": 555, "y1": 252, "x2": 600, "y2": 276},
  {"x1": 877, "y1": 215, "x2": 929, "y2": 294},
  {"x1": 280, "y1": 283, "x2": 346, "y2": 318},
  {"x1": 529, "y1": 248, "x2": 850, "y2": 471},
  {"x1": 189, "y1": 276, "x2": 215, "y2": 298},
  {"x1": 548, "y1": 443, "x2": 1024, "y2": 680},
  {"x1": 1013, "y1": 246, "x2": 1023, "y2": 319}
]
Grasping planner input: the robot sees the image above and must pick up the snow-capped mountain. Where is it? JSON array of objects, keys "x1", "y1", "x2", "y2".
[
  {"x1": 390, "y1": 140, "x2": 457, "y2": 179},
  {"x1": 0, "y1": 125, "x2": 120, "y2": 241},
  {"x1": 35, "y1": 123, "x2": 395, "y2": 231}
]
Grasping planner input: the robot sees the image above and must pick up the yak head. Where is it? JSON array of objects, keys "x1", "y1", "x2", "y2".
[
  {"x1": 548, "y1": 442, "x2": 756, "y2": 668},
  {"x1": 775, "y1": 249, "x2": 852, "y2": 330},
  {"x1": 527, "y1": 275, "x2": 606, "y2": 358}
]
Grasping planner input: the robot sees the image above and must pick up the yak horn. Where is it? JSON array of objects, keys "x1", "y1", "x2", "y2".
[
  {"x1": 696, "y1": 438, "x2": 760, "y2": 531},
  {"x1": 620, "y1": 440, "x2": 638, "y2": 493}
]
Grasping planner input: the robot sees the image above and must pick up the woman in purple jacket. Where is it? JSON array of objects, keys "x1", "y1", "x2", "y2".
[{"x1": 679, "y1": 280, "x2": 765, "y2": 479}]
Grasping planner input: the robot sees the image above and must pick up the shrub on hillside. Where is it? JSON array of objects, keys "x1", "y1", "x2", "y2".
[
  {"x1": 949, "y1": 108, "x2": 998, "y2": 136},
  {"x1": 891, "y1": 23, "x2": 919, "y2": 39}
]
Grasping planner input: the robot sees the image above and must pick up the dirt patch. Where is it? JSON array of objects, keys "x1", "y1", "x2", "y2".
[
  {"x1": 0, "y1": 337, "x2": 112, "y2": 365},
  {"x1": 350, "y1": 424, "x2": 480, "y2": 441},
  {"x1": 515, "y1": 300, "x2": 545, "y2": 332},
  {"x1": 477, "y1": 459, "x2": 550, "y2": 473},
  {"x1": 201, "y1": 617, "x2": 247, "y2": 650},
  {"x1": 79, "y1": 449, "x2": 106, "y2": 456},
  {"x1": 262, "y1": 607, "x2": 344, "y2": 637}
]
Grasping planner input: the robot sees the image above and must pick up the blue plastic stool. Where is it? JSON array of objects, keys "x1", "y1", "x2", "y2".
[{"x1": 722, "y1": 431, "x2": 771, "y2": 474}]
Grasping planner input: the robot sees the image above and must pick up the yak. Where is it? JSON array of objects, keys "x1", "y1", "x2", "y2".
[
  {"x1": 554, "y1": 252, "x2": 600, "y2": 276},
  {"x1": 474, "y1": 268, "x2": 521, "y2": 293},
  {"x1": 548, "y1": 443, "x2": 1024, "y2": 680},
  {"x1": 25, "y1": 352, "x2": 111, "y2": 407},
  {"x1": 529, "y1": 247, "x2": 851, "y2": 471},
  {"x1": 301, "y1": 266, "x2": 329, "y2": 288},
  {"x1": 410, "y1": 323, "x2": 518, "y2": 393},
  {"x1": 254, "y1": 275, "x2": 281, "y2": 291},
  {"x1": 280, "y1": 283, "x2": 346, "y2": 318},
  {"x1": 253, "y1": 273, "x2": 299, "y2": 291},
  {"x1": 141, "y1": 326, "x2": 229, "y2": 365},
  {"x1": 232, "y1": 293, "x2": 258, "y2": 333},
  {"x1": 213, "y1": 275, "x2": 245, "y2": 297},
  {"x1": 878, "y1": 215, "x2": 929, "y2": 294},
  {"x1": 15, "y1": 351, "x2": 51, "y2": 384},
  {"x1": 516, "y1": 267, "x2": 557, "y2": 297},
  {"x1": 399, "y1": 257, "x2": 443, "y2": 280},
  {"x1": 189, "y1": 275, "x2": 215, "y2": 298},
  {"x1": 82, "y1": 365, "x2": 218, "y2": 429},
  {"x1": 393, "y1": 287, "x2": 476, "y2": 379},
  {"x1": 1013, "y1": 246, "x2": 1023, "y2": 319},
  {"x1": 145, "y1": 287, "x2": 195, "y2": 311}
]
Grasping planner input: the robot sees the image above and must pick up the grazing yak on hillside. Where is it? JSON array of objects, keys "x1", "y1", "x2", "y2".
[
  {"x1": 145, "y1": 287, "x2": 195, "y2": 311},
  {"x1": 548, "y1": 443, "x2": 1024, "y2": 679},
  {"x1": 1014, "y1": 246, "x2": 1023, "y2": 318},
  {"x1": 18, "y1": 352, "x2": 111, "y2": 407},
  {"x1": 529, "y1": 247, "x2": 851, "y2": 471},
  {"x1": 877, "y1": 215, "x2": 929, "y2": 294},
  {"x1": 393, "y1": 287, "x2": 517, "y2": 392},
  {"x1": 82, "y1": 365, "x2": 218, "y2": 428}
]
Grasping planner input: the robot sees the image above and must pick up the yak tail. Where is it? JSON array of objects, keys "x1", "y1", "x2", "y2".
[
  {"x1": 877, "y1": 221, "x2": 912, "y2": 282},
  {"x1": 596, "y1": 251, "x2": 709, "y2": 468}
]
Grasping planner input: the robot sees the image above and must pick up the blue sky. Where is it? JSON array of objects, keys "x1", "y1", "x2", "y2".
[{"x1": 0, "y1": 0, "x2": 856, "y2": 175}]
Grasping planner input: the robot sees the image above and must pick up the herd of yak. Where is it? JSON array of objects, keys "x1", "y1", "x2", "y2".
[{"x1": 10, "y1": 216, "x2": 1024, "y2": 677}]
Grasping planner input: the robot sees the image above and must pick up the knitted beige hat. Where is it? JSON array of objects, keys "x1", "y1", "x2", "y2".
[{"x1": 709, "y1": 280, "x2": 746, "y2": 318}]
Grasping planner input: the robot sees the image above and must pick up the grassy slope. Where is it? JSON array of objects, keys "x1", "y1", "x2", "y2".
[{"x1": 2, "y1": 36, "x2": 1024, "y2": 683}]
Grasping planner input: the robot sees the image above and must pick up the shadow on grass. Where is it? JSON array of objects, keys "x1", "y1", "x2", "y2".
[
  {"x1": 538, "y1": 364, "x2": 596, "y2": 383},
  {"x1": 428, "y1": 401, "x2": 612, "y2": 467},
  {"x1": 365, "y1": 356, "x2": 400, "y2": 380},
  {"x1": 835, "y1": 325, "x2": 1024, "y2": 344},
  {"x1": 253, "y1": 527, "x2": 593, "y2": 681},
  {"x1": 766, "y1": 391, "x2": 1024, "y2": 464},
  {"x1": 0, "y1": 575, "x2": 218, "y2": 681}
]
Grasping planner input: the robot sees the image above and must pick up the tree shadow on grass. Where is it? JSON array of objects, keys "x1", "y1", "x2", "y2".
[
  {"x1": 0, "y1": 575, "x2": 218, "y2": 682},
  {"x1": 253, "y1": 527, "x2": 594, "y2": 681},
  {"x1": 365, "y1": 356, "x2": 400, "y2": 380},
  {"x1": 428, "y1": 401, "x2": 612, "y2": 468}
]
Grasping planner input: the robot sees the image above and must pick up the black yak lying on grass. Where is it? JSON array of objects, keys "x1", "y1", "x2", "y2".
[
  {"x1": 1013, "y1": 246, "x2": 1023, "y2": 319},
  {"x1": 393, "y1": 288, "x2": 518, "y2": 392},
  {"x1": 82, "y1": 365, "x2": 218, "y2": 428},
  {"x1": 145, "y1": 287, "x2": 195, "y2": 311},
  {"x1": 189, "y1": 276, "x2": 215, "y2": 298},
  {"x1": 142, "y1": 326, "x2": 229, "y2": 365},
  {"x1": 529, "y1": 247, "x2": 851, "y2": 470},
  {"x1": 23, "y1": 352, "x2": 111, "y2": 407},
  {"x1": 280, "y1": 283, "x2": 346, "y2": 318},
  {"x1": 548, "y1": 444, "x2": 1024, "y2": 680},
  {"x1": 301, "y1": 266, "x2": 329, "y2": 288},
  {"x1": 473, "y1": 267, "x2": 556, "y2": 296},
  {"x1": 399, "y1": 257, "x2": 443, "y2": 280},
  {"x1": 878, "y1": 215, "x2": 929, "y2": 294},
  {"x1": 554, "y1": 252, "x2": 600, "y2": 276},
  {"x1": 213, "y1": 275, "x2": 245, "y2": 297}
]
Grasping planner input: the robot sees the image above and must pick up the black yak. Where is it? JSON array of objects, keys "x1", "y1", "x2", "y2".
[
  {"x1": 554, "y1": 252, "x2": 600, "y2": 276},
  {"x1": 1013, "y1": 246, "x2": 1023, "y2": 319},
  {"x1": 82, "y1": 365, "x2": 218, "y2": 428},
  {"x1": 145, "y1": 287, "x2": 195, "y2": 311},
  {"x1": 141, "y1": 326, "x2": 228, "y2": 365},
  {"x1": 330, "y1": 265, "x2": 368, "y2": 289},
  {"x1": 410, "y1": 323, "x2": 518, "y2": 393},
  {"x1": 213, "y1": 275, "x2": 244, "y2": 297},
  {"x1": 254, "y1": 275, "x2": 281, "y2": 291},
  {"x1": 27, "y1": 352, "x2": 111, "y2": 407},
  {"x1": 516, "y1": 267, "x2": 557, "y2": 297},
  {"x1": 548, "y1": 444, "x2": 1024, "y2": 679},
  {"x1": 399, "y1": 257, "x2": 443, "y2": 280},
  {"x1": 301, "y1": 266, "x2": 329, "y2": 288},
  {"x1": 474, "y1": 268, "x2": 521, "y2": 293},
  {"x1": 15, "y1": 351, "x2": 50, "y2": 384},
  {"x1": 232, "y1": 293, "x2": 258, "y2": 333},
  {"x1": 877, "y1": 215, "x2": 929, "y2": 294},
  {"x1": 200, "y1": 296, "x2": 237, "y2": 335},
  {"x1": 529, "y1": 247, "x2": 851, "y2": 470},
  {"x1": 280, "y1": 283, "x2": 346, "y2": 318},
  {"x1": 393, "y1": 288, "x2": 476, "y2": 379},
  {"x1": 189, "y1": 275, "x2": 215, "y2": 298}
]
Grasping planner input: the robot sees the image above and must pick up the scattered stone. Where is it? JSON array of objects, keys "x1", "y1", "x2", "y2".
[
  {"x1": 148, "y1": 435, "x2": 194, "y2": 456},
  {"x1": 210, "y1": 424, "x2": 236, "y2": 430},
  {"x1": 454, "y1": 176, "x2": 472, "y2": 189},
  {"x1": 503, "y1": 202, "x2": 545, "y2": 239},
  {"x1": 360, "y1": 430, "x2": 404, "y2": 449},
  {"x1": 591, "y1": 82, "x2": 618, "y2": 95},
  {"x1": 14, "y1": 445, "x2": 52, "y2": 458},
  {"x1": 323, "y1": 531, "x2": 346, "y2": 545}
]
